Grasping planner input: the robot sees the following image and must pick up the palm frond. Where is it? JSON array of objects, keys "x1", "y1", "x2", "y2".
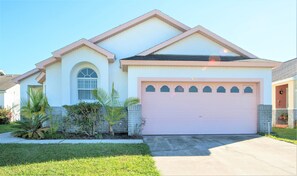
[{"x1": 124, "y1": 97, "x2": 140, "y2": 108}]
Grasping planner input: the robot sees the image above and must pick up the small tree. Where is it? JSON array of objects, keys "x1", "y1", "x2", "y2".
[
  {"x1": 21, "y1": 89, "x2": 49, "y2": 118},
  {"x1": 93, "y1": 83, "x2": 139, "y2": 136}
]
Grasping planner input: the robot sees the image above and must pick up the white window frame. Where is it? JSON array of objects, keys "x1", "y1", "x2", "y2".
[{"x1": 77, "y1": 68, "x2": 98, "y2": 102}]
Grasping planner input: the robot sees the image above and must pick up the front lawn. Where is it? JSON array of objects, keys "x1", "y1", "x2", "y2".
[
  {"x1": 0, "y1": 123, "x2": 17, "y2": 134},
  {"x1": 0, "y1": 144, "x2": 160, "y2": 175},
  {"x1": 266, "y1": 127, "x2": 297, "y2": 144}
]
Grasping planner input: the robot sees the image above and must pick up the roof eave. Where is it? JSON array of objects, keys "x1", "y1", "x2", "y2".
[
  {"x1": 89, "y1": 9, "x2": 190, "y2": 44},
  {"x1": 120, "y1": 60, "x2": 279, "y2": 72}
]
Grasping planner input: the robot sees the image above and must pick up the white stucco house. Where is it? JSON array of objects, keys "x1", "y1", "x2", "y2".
[
  {"x1": 14, "y1": 10, "x2": 279, "y2": 135},
  {"x1": 0, "y1": 71, "x2": 20, "y2": 121}
]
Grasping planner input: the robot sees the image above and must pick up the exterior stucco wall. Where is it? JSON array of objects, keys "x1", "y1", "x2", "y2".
[
  {"x1": 128, "y1": 66, "x2": 272, "y2": 104},
  {"x1": 97, "y1": 17, "x2": 183, "y2": 101},
  {"x1": 155, "y1": 33, "x2": 239, "y2": 56},
  {"x1": 60, "y1": 46, "x2": 109, "y2": 105},
  {"x1": 0, "y1": 92, "x2": 4, "y2": 108},
  {"x1": 46, "y1": 62, "x2": 61, "y2": 106},
  {"x1": 272, "y1": 78, "x2": 297, "y2": 128},
  {"x1": 3, "y1": 85, "x2": 20, "y2": 120}
]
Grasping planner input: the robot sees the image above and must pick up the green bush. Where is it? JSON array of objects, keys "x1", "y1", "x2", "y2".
[
  {"x1": 63, "y1": 102, "x2": 101, "y2": 136},
  {"x1": 13, "y1": 89, "x2": 50, "y2": 139},
  {"x1": 0, "y1": 108, "x2": 12, "y2": 124},
  {"x1": 93, "y1": 83, "x2": 139, "y2": 136},
  {"x1": 13, "y1": 114, "x2": 49, "y2": 139}
]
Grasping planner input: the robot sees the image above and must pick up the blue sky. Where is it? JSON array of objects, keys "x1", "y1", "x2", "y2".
[{"x1": 0, "y1": 0, "x2": 296, "y2": 74}]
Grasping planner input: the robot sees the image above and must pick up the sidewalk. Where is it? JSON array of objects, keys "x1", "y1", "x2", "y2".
[{"x1": 0, "y1": 132, "x2": 143, "y2": 144}]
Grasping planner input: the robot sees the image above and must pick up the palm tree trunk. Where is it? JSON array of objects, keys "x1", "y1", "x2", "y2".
[{"x1": 109, "y1": 125, "x2": 114, "y2": 136}]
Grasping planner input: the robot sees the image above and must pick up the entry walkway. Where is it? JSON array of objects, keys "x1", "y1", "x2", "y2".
[{"x1": 0, "y1": 132, "x2": 143, "y2": 144}]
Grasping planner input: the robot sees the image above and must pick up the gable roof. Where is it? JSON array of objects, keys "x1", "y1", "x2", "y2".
[
  {"x1": 89, "y1": 9, "x2": 190, "y2": 43},
  {"x1": 138, "y1": 25, "x2": 257, "y2": 58},
  {"x1": 13, "y1": 68, "x2": 40, "y2": 83},
  {"x1": 0, "y1": 74, "x2": 19, "y2": 91},
  {"x1": 273, "y1": 58, "x2": 297, "y2": 82},
  {"x1": 36, "y1": 38, "x2": 115, "y2": 70}
]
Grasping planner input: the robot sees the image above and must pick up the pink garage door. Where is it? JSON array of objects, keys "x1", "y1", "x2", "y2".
[{"x1": 141, "y1": 82, "x2": 258, "y2": 135}]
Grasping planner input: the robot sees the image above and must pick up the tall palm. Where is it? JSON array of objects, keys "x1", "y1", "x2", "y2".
[
  {"x1": 92, "y1": 83, "x2": 139, "y2": 136},
  {"x1": 21, "y1": 89, "x2": 49, "y2": 118}
]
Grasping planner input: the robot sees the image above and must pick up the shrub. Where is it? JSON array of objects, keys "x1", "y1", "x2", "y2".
[
  {"x1": 93, "y1": 83, "x2": 139, "y2": 136},
  {"x1": 13, "y1": 114, "x2": 49, "y2": 139},
  {"x1": 0, "y1": 108, "x2": 12, "y2": 124},
  {"x1": 63, "y1": 102, "x2": 101, "y2": 136}
]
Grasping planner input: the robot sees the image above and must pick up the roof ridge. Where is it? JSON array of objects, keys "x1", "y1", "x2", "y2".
[
  {"x1": 89, "y1": 9, "x2": 190, "y2": 43},
  {"x1": 138, "y1": 25, "x2": 258, "y2": 58}
]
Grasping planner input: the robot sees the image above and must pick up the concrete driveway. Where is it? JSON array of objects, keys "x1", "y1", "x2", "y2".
[{"x1": 144, "y1": 135, "x2": 296, "y2": 175}]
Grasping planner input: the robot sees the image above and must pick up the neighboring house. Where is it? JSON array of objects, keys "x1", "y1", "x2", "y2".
[
  {"x1": 0, "y1": 72, "x2": 20, "y2": 121},
  {"x1": 14, "y1": 10, "x2": 279, "y2": 135},
  {"x1": 272, "y1": 58, "x2": 297, "y2": 128}
]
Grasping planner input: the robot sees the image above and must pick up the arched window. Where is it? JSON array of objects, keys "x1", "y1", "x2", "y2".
[
  {"x1": 244, "y1": 86, "x2": 253, "y2": 93},
  {"x1": 77, "y1": 68, "x2": 98, "y2": 100},
  {"x1": 146, "y1": 85, "x2": 155, "y2": 92},
  {"x1": 203, "y1": 86, "x2": 212, "y2": 93},
  {"x1": 230, "y1": 86, "x2": 239, "y2": 93},
  {"x1": 175, "y1": 85, "x2": 184, "y2": 92},
  {"x1": 189, "y1": 86, "x2": 198, "y2": 93},
  {"x1": 160, "y1": 85, "x2": 170, "y2": 92},
  {"x1": 217, "y1": 86, "x2": 226, "y2": 93}
]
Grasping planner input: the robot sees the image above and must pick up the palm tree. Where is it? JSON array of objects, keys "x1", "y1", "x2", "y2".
[
  {"x1": 21, "y1": 89, "x2": 49, "y2": 118},
  {"x1": 92, "y1": 83, "x2": 139, "y2": 136}
]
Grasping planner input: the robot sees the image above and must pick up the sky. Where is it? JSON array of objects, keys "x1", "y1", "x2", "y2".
[{"x1": 0, "y1": 0, "x2": 296, "y2": 74}]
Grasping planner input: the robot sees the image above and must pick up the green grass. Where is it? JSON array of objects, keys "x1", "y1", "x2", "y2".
[
  {"x1": 0, "y1": 123, "x2": 17, "y2": 134},
  {"x1": 0, "y1": 144, "x2": 160, "y2": 176},
  {"x1": 266, "y1": 127, "x2": 297, "y2": 144}
]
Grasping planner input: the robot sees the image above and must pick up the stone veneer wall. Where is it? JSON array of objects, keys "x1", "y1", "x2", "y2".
[
  {"x1": 288, "y1": 109, "x2": 297, "y2": 128},
  {"x1": 49, "y1": 106, "x2": 128, "y2": 133},
  {"x1": 258, "y1": 105, "x2": 272, "y2": 133},
  {"x1": 128, "y1": 104, "x2": 142, "y2": 136},
  {"x1": 272, "y1": 108, "x2": 297, "y2": 128}
]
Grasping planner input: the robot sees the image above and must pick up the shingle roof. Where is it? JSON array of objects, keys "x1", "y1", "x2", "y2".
[
  {"x1": 122, "y1": 55, "x2": 275, "y2": 62},
  {"x1": 0, "y1": 75, "x2": 19, "y2": 91},
  {"x1": 272, "y1": 58, "x2": 297, "y2": 82}
]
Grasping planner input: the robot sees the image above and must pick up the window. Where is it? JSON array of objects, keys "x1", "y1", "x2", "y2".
[
  {"x1": 217, "y1": 86, "x2": 226, "y2": 93},
  {"x1": 160, "y1": 85, "x2": 170, "y2": 92},
  {"x1": 203, "y1": 86, "x2": 212, "y2": 93},
  {"x1": 175, "y1": 85, "x2": 184, "y2": 92},
  {"x1": 230, "y1": 86, "x2": 239, "y2": 93},
  {"x1": 244, "y1": 86, "x2": 253, "y2": 93},
  {"x1": 77, "y1": 68, "x2": 98, "y2": 100},
  {"x1": 189, "y1": 86, "x2": 198, "y2": 93},
  {"x1": 146, "y1": 85, "x2": 155, "y2": 92}
]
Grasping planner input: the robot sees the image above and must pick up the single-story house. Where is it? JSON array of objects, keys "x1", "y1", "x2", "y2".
[
  {"x1": 0, "y1": 71, "x2": 20, "y2": 121},
  {"x1": 272, "y1": 58, "x2": 297, "y2": 128},
  {"x1": 14, "y1": 10, "x2": 280, "y2": 135}
]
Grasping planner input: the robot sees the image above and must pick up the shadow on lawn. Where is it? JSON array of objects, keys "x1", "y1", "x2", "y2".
[
  {"x1": 144, "y1": 135, "x2": 260, "y2": 156},
  {"x1": 0, "y1": 143, "x2": 149, "y2": 167}
]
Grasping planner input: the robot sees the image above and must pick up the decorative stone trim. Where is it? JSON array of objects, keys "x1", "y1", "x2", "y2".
[
  {"x1": 128, "y1": 104, "x2": 142, "y2": 136},
  {"x1": 258, "y1": 104, "x2": 272, "y2": 133}
]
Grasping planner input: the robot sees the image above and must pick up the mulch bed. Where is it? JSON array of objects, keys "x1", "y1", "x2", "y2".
[{"x1": 44, "y1": 132, "x2": 142, "y2": 140}]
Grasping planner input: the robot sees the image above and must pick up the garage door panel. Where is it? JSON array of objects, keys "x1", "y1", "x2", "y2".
[{"x1": 142, "y1": 82, "x2": 257, "y2": 135}]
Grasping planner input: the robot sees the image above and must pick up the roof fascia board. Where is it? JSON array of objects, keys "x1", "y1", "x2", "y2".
[
  {"x1": 52, "y1": 38, "x2": 115, "y2": 62},
  {"x1": 138, "y1": 25, "x2": 257, "y2": 58},
  {"x1": 13, "y1": 68, "x2": 40, "y2": 83},
  {"x1": 89, "y1": 9, "x2": 190, "y2": 43},
  {"x1": 120, "y1": 60, "x2": 279, "y2": 71}
]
